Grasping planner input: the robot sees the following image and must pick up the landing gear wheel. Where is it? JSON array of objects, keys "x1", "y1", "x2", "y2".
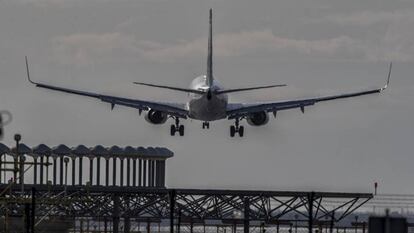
[
  {"x1": 170, "y1": 117, "x2": 184, "y2": 136},
  {"x1": 179, "y1": 125, "x2": 185, "y2": 136},
  {"x1": 202, "y1": 122, "x2": 210, "y2": 129},
  {"x1": 230, "y1": 126, "x2": 236, "y2": 137},
  {"x1": 170, "y1": 125, "x2": 176, "y2": 136},
  {"x1": 230, "y1": 118, "x2": 245, "y2": 137},
  {"x1": 238, "y1": 126, "x2": 244, "y2": 137}
]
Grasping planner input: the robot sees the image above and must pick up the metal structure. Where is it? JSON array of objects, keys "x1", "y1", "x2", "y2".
[
  {"x1": 0, "y1": 143, "x2": 172, "y2": 188},
  {"x1": 0, "y1": 142, "x2": 373, "y2": 233},
  {"x1": 1, "y1": 185, "x2": 373, "y2": 233}
]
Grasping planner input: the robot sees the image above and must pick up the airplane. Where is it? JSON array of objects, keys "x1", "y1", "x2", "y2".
[{"x1": 26, "y1": 9, "x2": 392, "y2": 137}]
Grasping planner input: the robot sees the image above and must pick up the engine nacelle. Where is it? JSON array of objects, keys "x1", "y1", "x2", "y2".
[
  {"x1": 247, "y1": 111, "x2": 269, "y2": 126},
  {"x1": 145, "y1": 110, "x2": 167, "y2": 124}
]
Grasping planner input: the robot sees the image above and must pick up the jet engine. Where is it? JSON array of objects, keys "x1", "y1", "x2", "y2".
[
  {"x1": 145, "y1": 110, "x2": 168, "y2": 124},
  {"x1": 247, "y1": 111, "x2": 269, "y2": 126}
]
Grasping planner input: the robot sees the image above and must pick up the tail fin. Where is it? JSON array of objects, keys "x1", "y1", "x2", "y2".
[{"x1": 206, "y1": 8, "x2": 213, "y2": 88}]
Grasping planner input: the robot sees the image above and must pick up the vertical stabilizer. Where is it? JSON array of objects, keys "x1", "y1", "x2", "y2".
[{"x1": 206, "y1": 8, "x2": 213, "y2": 88}]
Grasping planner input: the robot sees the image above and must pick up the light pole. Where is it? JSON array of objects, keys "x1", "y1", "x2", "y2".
[
  {"x1": 14, "y1": 134, "x2": 26, "y2": 193},
  {"x1": 295, "y1": 214, "x2": 298, "y2": 233},
  {"x1": 13, "y1": 134, "x2": 21, "y2": 183},
  {"x1": 354, "y1": 215, "x2": 358, "y2": 233},
  {"x1": 20, "y1": 156, "x2": 26, "y2": 193},
  {"x1": 64, "y1": 157, "x2": 69, "y2": 193}
]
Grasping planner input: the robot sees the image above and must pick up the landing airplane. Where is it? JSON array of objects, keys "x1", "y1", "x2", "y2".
[{"x1": 27, "y1": 9, "x2": 392, "y2": 137}]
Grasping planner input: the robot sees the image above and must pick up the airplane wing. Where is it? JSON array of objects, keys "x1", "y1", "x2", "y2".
[
  {"x1": 25, "y1": 58, "x2": 188, "y2": 119},
  {"x1": 227, "y1": 63, "x2": 392, "y2": 120}
]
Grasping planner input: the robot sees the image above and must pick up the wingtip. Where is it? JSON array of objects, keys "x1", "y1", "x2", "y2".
[
  {"x1": 271, "y1": 84, "x2": 287, "y2": 88},
  {"x1": 25, "y1": 56, "x2": 36, "y2": 85},
  {"x1": 381, "y1": 62, "x2": 392, "y2": 91},
  {"x1": 387, "y1": 62, "x2": 392, "y2": 84},
  {"x1": 272, "y1": 84, "x2": 287, "y2": 88}
]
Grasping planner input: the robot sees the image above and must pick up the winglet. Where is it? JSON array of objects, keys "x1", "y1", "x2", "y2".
[
  {"x1": 25, "y1": 56, "x2": 37, "y2": 85},
  {"x1": 381, "y1": 62, "x2": 392, "y2": 91}
]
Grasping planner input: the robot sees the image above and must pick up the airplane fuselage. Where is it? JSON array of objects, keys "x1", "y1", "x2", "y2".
[{"x1": 187, "y1": 75, "x2": 228, "y2": 121}]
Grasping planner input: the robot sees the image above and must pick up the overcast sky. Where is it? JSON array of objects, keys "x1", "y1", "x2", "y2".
[{"x1": 0, "y1": 0, "x2": 413, "y2": 194}]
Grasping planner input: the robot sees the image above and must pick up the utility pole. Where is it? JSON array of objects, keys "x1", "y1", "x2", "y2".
[
  {"x1": 31, "y1": 187, "x2": 36, "y2": 233},
  {"x1": 308, "y1": 192, "x2": 315, "y2": 233},
  {"x1": 13, "y1": 134, "x2": 21, "y2": 182},
  {"x1": 64, "y1": 158, "x2": 69, "y2": 194}
]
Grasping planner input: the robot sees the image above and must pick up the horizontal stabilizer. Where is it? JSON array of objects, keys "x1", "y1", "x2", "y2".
[
  {"x1": 215, "y1": 84, "x2": 287, "y2": 95},
  {"x1": 133, "y1": 82, "x2": 205, "y2": 94}
]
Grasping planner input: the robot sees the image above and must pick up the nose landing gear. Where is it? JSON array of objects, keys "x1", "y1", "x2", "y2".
[
  {"x1": 230, "y1": 118, "x2": 244, "y2": 137},
  {"x1": 202, "y1": 122, "x2": 210, "y2": 129},
  {"x1": 170, "y1": 117, "x2": 184, "y2": 136}
]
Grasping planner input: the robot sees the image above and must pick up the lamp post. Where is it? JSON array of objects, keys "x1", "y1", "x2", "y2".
[
  {"x1": 13, "y1": 134, "x2": 21, "y2": 183},
  {"x1": 354, "y1": 216, "x2": 358, "y2": 233},
  {"x1": 87, "y1": 154, "x2": 95, "y2": 186},
  {"x1": 32, "y1": 154, "x2": 38, "y2": 185},
  {"x1": 69, "y1": 154, "x2": 76, "y2": 186},
  {"x1": 64, "y1": 157, "x2": 70, "y2": 193},
  {"x1": 295, "y1": 214, "x2": 298, "y2": 233},
  {"x1": 20, "y1": 156, "x2": 26, "y2": 193},
  {"x1": 14, "y1": 134, "x2": 26, "y2": 193}
]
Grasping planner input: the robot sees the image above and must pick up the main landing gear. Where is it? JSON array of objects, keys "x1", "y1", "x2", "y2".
[
  {"x1": 202, "y1": 121, "x2": 210, "y2": 129},
  {"x1": 230, "y1": 118, "x2": 244, "y2": 137},
  {"x1": 170, "y1": 117, "x2": 184, "y2": 136}
]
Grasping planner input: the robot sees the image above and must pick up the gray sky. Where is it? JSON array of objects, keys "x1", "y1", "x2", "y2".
[{"x1": 1, "y1": 0, "x2": 413, "y2": 194}]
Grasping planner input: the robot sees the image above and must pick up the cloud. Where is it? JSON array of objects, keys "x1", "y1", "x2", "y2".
[
  {"x1": 143, "y1": 30, "x2": 362, "y2": 61},
  {"x1": 51, "y1": 26, "x2": 414, "y2": 65},
  {"x1": 324, "y1": 10, "x2": 414, "y2": 26},
  {"x1": 52, "y1": 32, "x2": 161, "y2": 65},
  {"x1": 318, "y1": 9, "x2": 414, "y2": 62},
  {"x1": 11, "y1": 0, "x2": 76, "y2": 7},
  {"x1": 52, "y1": 30, "x2": 366, "y2": 65},
  {"x1": 9, "y1": 0, "x2": 117, "y2": 7}
]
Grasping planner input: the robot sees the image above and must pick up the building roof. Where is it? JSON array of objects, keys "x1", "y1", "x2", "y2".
[
  {"x1": 0, "y1": 143, "x2": 173, "y2": 159},
  {"x1": 52, "y1": 144, "x2": 72, "y2": 156},
  {"x1": 91, "y1": 145, "x2": 108, "y2": 157},
  {"x1": 72, "y1": 145, "x2": 90, "y2": 156},
  {"x1": 32, "y1": 144, "x2": 51, "y2": 156},
  {"x1": 11, "y1": 143, "x2": 32, "y2": 155},
  {"x1": 0, "y1": 143, "x2": 10, "y2": 155}
]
